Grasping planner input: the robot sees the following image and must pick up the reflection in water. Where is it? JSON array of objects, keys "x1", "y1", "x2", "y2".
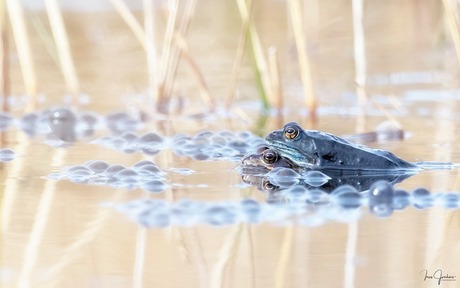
[{"x1": 114, "y1": 180, "x2": 460, "y2": 227}]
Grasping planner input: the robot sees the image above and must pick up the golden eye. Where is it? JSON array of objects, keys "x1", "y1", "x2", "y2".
[
  {"x1": 262, "y1": 149, "x2": 279, "y2": 164},
  {"x1": 284, "y1": 126, "x2": 299, "y2": 140}
]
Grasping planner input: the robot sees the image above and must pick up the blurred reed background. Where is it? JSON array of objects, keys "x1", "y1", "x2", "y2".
[{"x1": 1, "y1": 0, "x2": 458, "y2": 125}]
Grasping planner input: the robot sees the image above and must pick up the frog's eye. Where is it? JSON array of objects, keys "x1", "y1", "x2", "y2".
[
  {"x1": 284, "y1": 125, "x2": 299, "y2": 140},
  {"x1": 262, "y1": 149, "x2": 279, "y2": 164},
  {"x1": 262, "y1": 179, "x2": 277, "y2": 191}
]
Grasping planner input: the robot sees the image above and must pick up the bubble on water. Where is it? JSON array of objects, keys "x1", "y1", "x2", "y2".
[
  {"x1": 443, "y1": 193, "x2": 459, "y2": 209},
  {"x1": 105, "y1": 112, "x2": 139, "y2": 134},
  {"x1": 140, "y1": 132, "x2": 163, "y2": 143},
  {"x1": 368, "y1": 180, "x2": 394, "y2": 217},
  {"x1": 267, "y1": 167, "x2": 300, "y2": 187},
  {"x1": 205, "y1": 205, "x2": 238, "y2": 226},
  {"x1": 115, "y1": 169, "x2": 139, "y2": 180},
  {"x1": 0, "y1": 112, "x2": 13, "y2": 130},
  {"x1": 192, "y1": 153, "x2": 210, "y2": 161},
  {"x1": 301, "y1": 171, "x2": 331, "y2": 187},
  {"x1": 331, "y1": 185, "x2": 361, "y2": 209},
  {"x1": 393, "y1": 189, "x2": 410, "y2": 210},
  {"x1": 168, "y1": 167, "x2": 196, "y2": 175},
  {"x1": 305, "y1": 188, "x2": 329, "y2": 204},
  {"x1": 139, "y1": 209, "x2": 170, "y2": 228},
  {"x1": 285, "y1": 185, "x2": 309, "y2": 202},
  {"x1": 121, "y1": 132, "x2": 138, "y2": 144},
  {"x1": 20, "y1": 112, "x2": 39, "y2": 136},
  {"x1": 67, "y1": 165, "x2": 91, "y2": 174},
  {"x1": 240, "y1": 199, "x2": 261, "y2": 222},
  {"x1": 0, "y1": 149, "x2": 17, "y2": 162},
  {"x1": 87, "y1": 160, "x2": 109, "y2": 173},
  {"x1": 103, "y1": 164, "x2": 126, "y2": 176},
  {"x1": 211, "y1": 135, "x2": 226, "y2": 145},
  {"x1": 140, "y1": 180, "x2": 166, "y2": 193},
  {"x1": 413, "y1": 187, "x2": 433, "y2": 209}
]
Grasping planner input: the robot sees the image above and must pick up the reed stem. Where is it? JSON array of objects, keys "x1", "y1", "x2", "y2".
[
  {"x1": 45, "y1": 0, "x2": 79, "y2": 99},
  {"x1": 6, "y1": 0, "x2": 37, "y2": 103},
  {"x1": 352, "y1": 0, "x2": 367, "y2": 132},
  {"x1": 143, "y1": 0, "x2": 158, "y2": 104},
  {"x1": 268, "y1": 46, "x2": 283, "y2": 116},
  {"x1": 110, "y1": 0, "x2": 147, "y2": 50},
  {"x1": 0, "y1": 0, "x2": 9, "y2": 111},
  {"x1": 236, "y1": 0, "x2": 271, "y2": 111},
  {"x1": 442, "y1": 0, "x2": 460, "y2": 68},
  {"x1": 288, "y1": 0, "x2": 316, "y2": 121}
]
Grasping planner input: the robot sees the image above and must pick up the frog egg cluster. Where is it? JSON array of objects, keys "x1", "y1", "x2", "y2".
[
  {"x1": 48, "y1": 160, "x2": 167, "y2": 192},
  {"x1": 106, "y1": 179, "x2": 460, "y2": 227},
  {"x1": 93, "y1": 130, "x2": 265, "y2": 161},
  {"x1": 279, "y1": 180, "x2": 460, "y2": 217},
  {"x1": 170, "y1": 131, "x2": 265, "y2": 161},
  {"x1": 93, "y1": 132, "x2": 165, "y2": 155},
  {"x1": 114, "y1": 198, "x2": 318, "y2": 227},
  {"x1": 0, "y1": 148, "x2": 17, "y2": 162}
]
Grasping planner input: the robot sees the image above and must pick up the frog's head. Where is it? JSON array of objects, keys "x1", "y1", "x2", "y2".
[{"x1": 265, "y1": 122, "x2": 318, "y2": 166}]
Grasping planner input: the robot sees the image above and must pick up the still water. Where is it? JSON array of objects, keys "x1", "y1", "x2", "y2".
[{"x1": 2, "y1": 0, "x2": 460, "y2": 287}]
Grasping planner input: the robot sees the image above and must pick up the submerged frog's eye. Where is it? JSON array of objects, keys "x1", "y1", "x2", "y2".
[
  {"x1": 284, "y1": 126, "x2": 299, "y2": 140},
  {"x1": 262, "y1": 149, "x2": 279, "y2": 164}
]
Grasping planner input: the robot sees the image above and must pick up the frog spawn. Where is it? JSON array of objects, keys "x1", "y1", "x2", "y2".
[
  {"x1": 93, "y1": 130, "x2": 265, "y2": 161},
  {"x1": 48, "y1": 160, "x2": 167, "y2": 192},
  {"x1": 111, "y1": 180, "x2": 460, "y2": 227}
]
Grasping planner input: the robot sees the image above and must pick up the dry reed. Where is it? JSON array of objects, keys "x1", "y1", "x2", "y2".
[
  {"x1": 45, "y1": 0, "x2": 79, "y2": 99},
  {"x1": 6, "y1": 0, "x2": 37, "y2": 106},
  {"x1": 442, "y1": 0, "x2": 460, "y2": 68},
  {"x1": 352, "y1": 0, "x2": 367, "y2": 132},
  {"x1": 143, "y1": 0, "x2": 159, "y2": 104},
  {"x1": 110, "y1": 0, "x2": 146, "y2": 50},
  {"x1": 268, "y1": 46, "x2": 283, "y2": 115},
  {"x1": 0, "y1": 0, "x2": 9, "y2": 111},
  {"x1": 287, "y1": 0, "x2": 316, "y2": 121}
]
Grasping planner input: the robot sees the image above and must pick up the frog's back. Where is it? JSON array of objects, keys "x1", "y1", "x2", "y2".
[{"x1": 305, "y1": 130, "x2": 415, "y2": 170}]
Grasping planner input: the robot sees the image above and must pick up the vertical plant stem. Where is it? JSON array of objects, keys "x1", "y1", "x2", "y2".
[
  {"x1": 0, "y1": 0, "x2": 9, "y2": 111},
  {"x1": 174, "y1": 31, "x2": 214, "y2": 111},
  {"x1": 45, "y1": 0, "x2": 79, "y2": 99},
  {"x1": 288, "y1": 0, "x2": 316, "y2": 121},
  {"x1": 110, "y1": 0, "x2": 147, "y2": 50},
  {"x1": 352, "y1": 0, "x2": 367, "y2": 133},
  {"x1": 442, "y1": 0, "x2": 460, "y2": 68},
  {"x1": 6, "y1": 0, "x2": 37, "y2": 103},
  {"x1": 268, "y1": 46, "x2": 283, "y2": 116},
  {"x1": 143, "y1": 0, "x2": 158, "y2": 104},
  {"x1": 162, "y1": 0, "x2": 197, "y2": 112},
  {"x1": 235, "y1": 0, "x2": 271, "y2": 111},
  {"x1": 157, "y1": 0, "x2": 179, "y2": 108}
]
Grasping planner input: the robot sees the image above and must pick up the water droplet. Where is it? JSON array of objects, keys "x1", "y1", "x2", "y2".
[
  {"x1": 103, "y1": 164, "x2": 126, "y2": 176},
  {"x1": 0, "y1": 149, "x2": 16, "y2": 162},
  {"x1": 332, "y1": 185, "x2": 361, "y2": 209},
  {"x1": 368, "y1": 181, "x2": 394, "y2": 217},
  {"x1": 393, "y1": 189, "x2": 410, "y2": 210},
  {"x1": 114, "y1": 169, "x2": 139, "y2": 180},
  {"x1": 140, "y1": 180, "x2": 166, "y2": 193},
  {"x1": 301, "y1": 171, "x2": 331, "y2": 187},
  {"x1": 443, "y1": 193, "x2": 459, "y2": 209},
  {"x1": 413, "y1": 187, "x2": 433, "y2": 209},
  {"x1": 87, "y1": 160, "x2": 109, "y2": 173},
  {"x1": 205, "y1": 206, "x2": 237, "y2": 226}
]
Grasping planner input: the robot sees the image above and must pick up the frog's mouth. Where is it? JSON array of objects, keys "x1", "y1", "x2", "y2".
[{"x1": 265, "y1": 140, "x2": 316, "y2": 166}]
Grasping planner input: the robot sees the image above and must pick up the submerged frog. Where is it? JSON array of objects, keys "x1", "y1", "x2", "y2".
[
  {"x1": 240, "y1": 146, "x2": 297, "y2": 172},
  {"x1": 265, "y1": 122, "x2": 416, "y2": 170}
]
